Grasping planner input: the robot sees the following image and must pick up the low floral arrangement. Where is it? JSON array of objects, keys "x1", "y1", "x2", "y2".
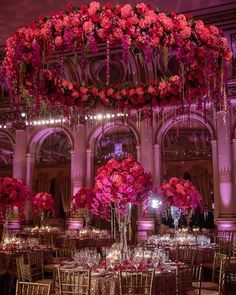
[
  {"x1": 33, "y1": 192, "x2": 55, "y2": 216},
  {"x1": 1, "y1": 1, "x2": 232, "y2": 112},
  {"x1": 159, "y1": 177, "x2": 203, "y2": 211},
  {"x1": 71, "y1": 187, "x2": 94, "y2": 212},
  {"x1": 92, "y1": 155, "x2": 152, "y2": 220},
  {"x1": 0, "y1": 177, "x2": 31, "y2": 222}
]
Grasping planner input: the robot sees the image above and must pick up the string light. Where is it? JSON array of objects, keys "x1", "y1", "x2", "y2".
[
  {"x1": 25, "y1": 118, "x2": 66, "y2": 126},
  {"x1": 85, "y1": 113, "x2": 128, "y2": 121}
]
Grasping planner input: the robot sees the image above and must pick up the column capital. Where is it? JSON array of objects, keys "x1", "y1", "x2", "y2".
[
  {"x1": 26, "y1": 152, "x2": 35, "y2": 158},
  {"x1": 86, "y1": 148, "x2": 92, "y2": 153},
  {"x1": 136, "y1": 145, "x2": 141, "y2": 150},
  {"x1": 210, "y1": 139, "x2": 217, "y2": 145},
  {"x1": 70, "y1": 150, "x2": 75, "y2": 155},
  {"x1": 232, "y1": 139, "x2": 236, "y2": 144},
  {"x1": 154, "y1": 144, "x2": 161, "y2": 150}
]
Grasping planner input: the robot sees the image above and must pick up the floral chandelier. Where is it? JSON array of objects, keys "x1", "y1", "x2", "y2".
[{"x1": 1, "y1": 1, "x2": 232, "y2": 117}]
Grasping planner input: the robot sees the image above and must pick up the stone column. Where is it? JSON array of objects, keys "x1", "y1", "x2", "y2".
[
  {"x1": 13, "y1": 129, "x2": 27, "y2": 181},
  {"x1": 136, "y1": 145, "x2": 141, "y2": 162},
  {"x1": 68, "y1": 124, "x2": 86, "y2": 230},
  {"x1": 71, "y1": 124, "x2": 86, "y2": 192},
  {"x1": 26, "y1": 153, "x2": 35, "y2": 189},
  {"x1": 211, "y1": 140, "x2": 219, "y2": 219},
  {"x1": 216, "y1": 111, "x2": 236, "y2": 230},
  {"x1": 137, "y1": 120, "x2": 155, "y2": 239},
  {"x1": 12, "y1": 129, "x2": 27, "y2": 231},
  {"x1": 25, "y1": 153, "x2": 35, "y2": 222},
  {"x1": 153, "y1": 144, "x2": 161, "y2": 188},
  {"x1": 86, "y1": 148, "x2": 93, "y2": 187},
  {"x1": 139, "y1": 120, "x2": 154, "y2": 175}
]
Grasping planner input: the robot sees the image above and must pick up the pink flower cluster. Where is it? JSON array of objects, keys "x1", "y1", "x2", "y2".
[
  {"x1": 92, "y1": 156, "x2": 152, "y2": 220},
  {"x1": 33, "y1": 192, "x2": 55, "y2": 216},
  {"x1": 159, "y1": 177, "x2": 203, "y2": 210},
  {"x1": 1, "y1": 1, "x2": 232, "y2": 111},
  {"x1": 0, "y1": 177, "x2": 31, "y2": 222},
  {"x1": 44, "y1": 71, "x2": 182, "y2": 109},
  {"x1": 71, "y1": 188, "x2": 94, "y2": 212}
]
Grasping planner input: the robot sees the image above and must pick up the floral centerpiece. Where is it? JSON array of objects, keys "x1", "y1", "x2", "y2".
[
  {"x1": 71, "y1": 188, "x2": 94, "y2": 212},
  {"x1": 71, "y1": 188, "x2": 95, "y2": 229},
  {"x1": 33, "y1": 192, "x2": 55, "y2": 219},
  {"x1": 159, "y1": 177, "x2": 203, "y2": 210},
  {"x1": 92, "y1": 155, "x2": 152, "y2": 220},
  {"x1": 0, "y1": 177, "x2": 31, "y2": 222},
  {"x1": 159, "y1": 177, "x2": 203, "y2": 230},
  {"x1": 92, "y1": 155, "x2": 152, "y2": 257}
]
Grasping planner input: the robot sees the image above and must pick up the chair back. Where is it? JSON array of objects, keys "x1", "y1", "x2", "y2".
[
  {"x1": 16, "y1": 256, "x2": 24, "y2": 280},
  {"x1": 57, "y1": 268, "x2": 91, "y2": 295},
  {"x1": 39, "y1": 233, "x2": 54, "y2": 246},
  {"x1": 212, "y1": 252, "x2": 227, "y2": 295},
  {"x1": 177, "y1": 245, "x2": 198, "y2": 265},
  {"x1": 119, "y1": 269, "x2": 154, "y2": 295},
  {"x1": 16, "y1": 280, "x2": 51, "y2": 295},
  {"x1": 175, "y1": 266, "x2": 194, "y2": 295},
  {"x1": 63, "y1": 238, "x2": 76, "y2": 250},
  {"x1": 28, "y1": 250, "x2": 44, "y2": 281},
  {"x1": 56, "y1": 248, "x2": 76, "y2": 260},
  {"x1": 191, "y1": 264, "x2": 203, "y2": 295}
]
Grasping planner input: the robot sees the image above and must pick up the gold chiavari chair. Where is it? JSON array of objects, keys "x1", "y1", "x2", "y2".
[
  {"x1": 16, "y1": 256, "x2": 24, "y2": 280},
  {"x1": 44, "y1": 248, "x2": 75, "y2": 275},
  {"x1": 200, "y1": 252, "x2": 227, "y2": 295},
  {"x1": 62, "y1": 238, "x2": 76, "y2": 250},
  {"x1": 191, "y1": 264, "x2": 203, "y2": 295},
  {"x1": 176, "y1": 245, "x2": 198, "y2": 266},
  {"x1": 55, "y1": 248, "x2": 76, "y2": 260},
  {"x1": 57, "y1": 268, "x2": 91, "y2": 295},
  {"x1": 39, "y1": 233, "x2": 54, "y2": 246},
  {"x1": 227, "y1": 242, "x2": 236, "y2": 286},
  {"x1": 19, "y1": 251, "x2": 52, "y2": 285},
  {"x1": 175, "y1": 265, "x2": 196, "y2": 295},
  {"x1": 118, "y1": 269, "x2": 155, "y2": 295},
  {"x1": 16, "y1": 280, "x2": 51, "y2": 295},
  {"x1": 28, "y1": 250, "x2": 45, "y2": 281}
]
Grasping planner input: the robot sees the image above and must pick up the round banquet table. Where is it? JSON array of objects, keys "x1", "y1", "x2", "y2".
[{"x1": 54, "y1": 266, "x2": 190, "y2": 295}]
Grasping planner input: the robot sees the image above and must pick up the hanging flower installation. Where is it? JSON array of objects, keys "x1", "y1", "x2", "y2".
[
  {"x1": 0, "y1": 177, "x2": 31, "y2": 222},
  {"x1": 71, "y1": 187, "x2": 94, "y2": 212},
  {"x1": 33, "y1": 192, "x2": 55, "y2": 217},
  {"x1": 1, "y1": 1, "x2": 232, "y2": 112},
  {"x1": 159, "y1": 177, "x2": 203, "y2": 211},
  {"x1": 92, "y1": 155, "x2": 152, "y2": 220}
]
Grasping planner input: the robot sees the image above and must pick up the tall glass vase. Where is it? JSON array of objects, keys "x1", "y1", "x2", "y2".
[
  {"x1": 40, "y1": 211, "x2": 45, "y2": 227},
  {"x1": 116, "y1": 203, "x2": 131, "y2": 260},
  {"x1": 119, "y1": 222, "x2": 128, "y2": 259},
  {"x1": 2, "y1": 208, "x2": 10, "y2": 238},
  {"x1": 171, "y1": 206, "x2": 181, "y2": 231},
  {"x1": 84, "y1": 210, "x2": 90, "y2": 230}
]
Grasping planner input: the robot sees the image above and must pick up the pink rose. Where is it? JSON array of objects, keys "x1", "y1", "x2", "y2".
[
  {"x1": 107, "y1": 88, "x2": 114, "y2": 96},
  {"x1": 120, "y1": 4, "x2": 133, "y2": 18},
  {"x1": 55, "y1": 36, "x2": 64, "y2": 47},
  {"x1": 83, "y1": 21, "x2": 94, "y2": 33},
  {"x1": 80, "y1": 87, "x2": 88, "y2": 95},
  {"x1": 88, "y1": 1, "x2": 100, "y2": 15},
  {"x1": 54, "y1": 19, "x2": 64, "y2": 32}
]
